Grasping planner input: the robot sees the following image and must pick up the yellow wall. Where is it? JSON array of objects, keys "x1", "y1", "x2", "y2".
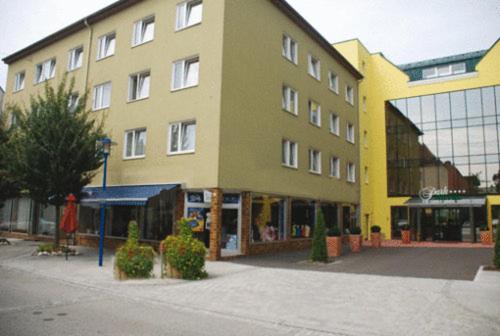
[{"x1": 335, "y1": 38, "x2": 500, "y2": 238}]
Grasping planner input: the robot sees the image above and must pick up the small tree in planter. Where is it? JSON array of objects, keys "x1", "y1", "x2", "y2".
[
  {"x1": 163, "y1": 218, "x2": 207, "y2": 280},
  {"x1": 115, "y1": 222, "x2": 155, "y2": 280},
  {"x1": 479, "y1": 224, "x2": 491, "y2": 245},
  {"x1": 311, "y1": 210, "x2": 328, "y2": 262},
  {"x1": 370, "y1": 225, "x2": 382, "y2": 248},
  {"x1": 401, "y1": 224, "x2": 411, "y2": 244},
  {"x1": 326, "y1": 226, "x2": 342, "y2": 257},
  {"x1": 349, "y1": 226, "x2": 362, "y2": 252}
]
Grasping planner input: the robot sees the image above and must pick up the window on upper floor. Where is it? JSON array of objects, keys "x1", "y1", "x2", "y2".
[
  {"x1": 328, "y1": 71, "x2": 339, "y2": 94},
  {"x1": 172, "y1": 56, "x2": 199, "y2": 91},
  {"x1": 282, "y1": 139, "x2": 298, "y2": 168},
  {"x1": 362, "y1": 96, "x2": 367, "y2": 112},
  {"x1": 346, "y1": 123, "x2": 355, "y2": 144},
  {"x1": 168, "y1": 120, "x2": 196, "y2": 154},
  {"x1": 282, "y1": 34, "x2": 298, "y2": 64},
  {"x1": 309, "y1": 149, "x2": 321, "y2": 174},
  {"x1": 363, "y1": 130, "x2": 368, "y2": 148},
  {"x1": 347, "y1": 163, "x2": 356, "y2": 183},
  {"x1": 330, "y1": 156, "x2": 340, "y2": 178},
  {"x1": 97, "y1": 32, "x2": 116, "y2": 60},
  {"x1": 68, "y1": 93, "x2": 79, "y2": 113},
  {"x1": 308, "y1": 100, "x2": 321, "y2": 127},
  {"x1": 176, "y1": 0, "x2": 203, "y2": 31},
  {"x1": 124, "y1": 128, "x2": 147, "y2": 159},
  {"x1": 422, "y1": 62, "x2": 466, "y2": 79},
  {"x1": 132, "y1": 16, "x2": 155, "y2": 46},
  {"x1": 14, "y1": 71, "x2": 25, "y2": 92},
  {"x1": 329, "y1": 113, "x2": 339, "y2": 136},
  {"x1": 308, "y1": 54, "x2": 321, "y2": 80},
  {"x1": 92, "y1": 82, "x2": 112, "y2": 111},
  {"x1": 68, "y1": 46, "x2": 83, "y2": 71},
  {"x1": 282, "y1": 85, "x2": 298, "y2": 115},
  {"x1": 364, "y1": 166, "x2": 369, "y2": 184},
  {"x1": 345, "y1": 85, "x2": 354, "y2": 105},
  {"x1": 35, "y1": 58, "x2": 56, "y2": 84},
  {"x1": 128, "y1": 71, "x2": 151, "y2": 101}
]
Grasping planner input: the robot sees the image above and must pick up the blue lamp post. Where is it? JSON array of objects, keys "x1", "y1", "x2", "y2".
[{"x1": 98, "y1": 137, "x2": 112, "y2": 267}]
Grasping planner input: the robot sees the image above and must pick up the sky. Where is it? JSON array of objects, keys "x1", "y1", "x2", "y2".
[{"x1": 0, "y1": 0, "x2": 499, "y2": 89}]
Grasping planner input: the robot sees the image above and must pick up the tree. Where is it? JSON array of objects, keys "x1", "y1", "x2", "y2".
[
  {"x1": 311, "y1": 209, "x2": 328, "y2": 262},
  {"x1": 7, "y1": 76, "x2": 106, "y2": 245},
  {"x1": 0, "y1": 113, "x2": 20, "y2": 209}
]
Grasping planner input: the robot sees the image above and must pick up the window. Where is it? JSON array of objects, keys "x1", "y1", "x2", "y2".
[
  {"x1": 251, "y1": 195, "x2": 287, "y2": 242},
  {"x1": 345, "y1": 85, "x2": 354, "y2": 105},
  {"x1": 364, "y1": 166, "x2": 369, "y2": 184},
  {"x1": 68, "y1": 93, "x2": 79, "y2": 113},
  {"x1": 172, "y1": 57, "x2": 199, "y2": 90},
  {"x1": 308, "y1": 54, "x2": 320, "y2": 80},
  {"x1": 14, "y1": 72, "x2": 25, "y2": 92},
  {"x1": 328, "y1": 71, "x2": 338, "y2": 93},
  {"x1": 346, "y1": 123, "x2": 355, "y2": 143},
  {"x1": 329, "y1": 113, "x2": 339, "y2": 135},
  {"x1": 132, "y1": 16, "x2": 155, "y2": 46},
  {"x1": 128, "y1": 71, "x2": 151, "y2": 101},
  {"x1": 282, "y1": 86, "x2": 298, "y2": 115},
  {"x1": 169, "y1": 121, "x2": 196, "y2": 154},
  {"x1": 309, "y1": 149, "x2": 321, "y2": 174},
  {"x1": 176, "y1": 0, "x2": 203, "y2": 30},
  {"x1": 97, "y1": 32, "x2": 116, "y2": 60},
  {"x1": 330, "y1": 157, "x2": 340, "y2": 178},
  {"x1": 35, "y1": 58, "x2": 56, "y2": 84},
  {"x1": 282, "y1": 34, "x2": 298, "y2": 64},
  {"x1": 124, "y1": 129, "x2": 147, "y2": 159},
  {"x1": 363, "y1": 130, "x2": 368, "y2": 148},
  {"x1": 362, "y1": 96, "x2": 367, "y2": 112},
  {"x1": 92, "y1": 82, "x2": 112, "y2": 110},
  {"x1": 347, "y1": 163, "x2": 356, "y2": 182},
  {"x1": 68, "y1": 46, "x2": 83, "y2": 71},
  {"x1": 282, "y1": 139, "x2": 297, "y2": 168},
  {"x1": 308, "y1": 100, "x2": 321, "y2": 126},
  {"x1": 422, "y1": 62, "x2": 466, "y2": 79}
]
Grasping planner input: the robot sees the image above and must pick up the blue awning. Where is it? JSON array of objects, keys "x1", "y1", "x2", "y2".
[{"x1": 81, "y1": 184, "x2": 179, "y2": 206}]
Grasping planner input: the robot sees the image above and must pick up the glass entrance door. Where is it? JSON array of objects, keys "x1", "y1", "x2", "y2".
[{"x1": 433, "y1": 208, "x2": 470, "y2": 242}]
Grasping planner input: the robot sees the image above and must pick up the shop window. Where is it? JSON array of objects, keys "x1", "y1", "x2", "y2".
[
  {"x1": 291, "y1": 200, "x2": 315, "y2": 238},
  {"x1": 37, "y1": 204, "x2": 55, "y2": 236},
  {"x1": 79, "y1": 205, "x2": 103, "y2": 235},
  {"x1": 321, "y1": 203, "x2": 338, "y2": 229},
  {"x1": 251, "y1": 195, "x2": 286, "y2": 242},
  {"x1": 145, "y1": 191, "x2": 175, "y2": 241},
  {"x1": 0, "y1": 199, "x2": 14, "y2": 231}
]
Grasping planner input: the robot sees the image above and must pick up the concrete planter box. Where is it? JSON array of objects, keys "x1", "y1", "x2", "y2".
[
  {"x1": 326, "y1": 236, "x2": 342, "y2": 257},
  {"x1": 371, "y1": 232, "x2": 382, "y2": 248},
  {"x1": 401, "y1": 230, "x2": 411, "y2": 244},
  {"x1": 349, "y1": 234, "x2": 362, "y2": 253},
  {"x1": 480, "y1": 230, "x2": 491, "y2": 245}
]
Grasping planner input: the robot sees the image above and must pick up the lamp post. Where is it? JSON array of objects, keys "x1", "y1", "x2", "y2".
[{"x1": 98, "y1": 137, "x2": 112, "y2": 267}]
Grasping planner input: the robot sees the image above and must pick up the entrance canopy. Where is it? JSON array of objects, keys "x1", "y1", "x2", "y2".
[
  {"x1": 81, "y1": 184, "x2": 179, "y2": 206},
  {"x1": 405, "y1": 196, "x2": 486, "y2": 208}
]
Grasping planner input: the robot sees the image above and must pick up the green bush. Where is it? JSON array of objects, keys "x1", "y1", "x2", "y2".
[
  {"x1": 115, "y1": 221, "x2": 155, "y2": 279},
  {"x1": 163, "y1": 219, "x2": 207, "y2": 280},
  {"x1": 327, "y1": 226, "x2": 341, "y2": 237},
  {"x1": 370, "y1": 225, "x2": 381, "y2": 233},
  {"x1": 350, "y1": 226, "x2": 361, "y2": 235},
  {"x1": 38, "y1": 243, "x2": 56, "y2": 253},
  {"x1": 494, "y1": 225, "x2": 500, "y2": 269},
  {"x1": 311, "y1": 210, "x2": 328, "y2": 262}
]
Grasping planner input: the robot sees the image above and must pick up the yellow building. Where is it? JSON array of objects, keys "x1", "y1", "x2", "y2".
[
  {"x1": 335, "y1": 38, "x2": 500, "y2": 243},
  {"x1": 1, "y1": 0, "x2": 362, "y2": 259}
]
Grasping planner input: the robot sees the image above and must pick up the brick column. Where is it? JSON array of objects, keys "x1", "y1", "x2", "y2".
[
  {"x1": 240, "y1": 192, "x2": 251, "y2": 256},
  {"x1": 209, "y1": 188, "x2": 222, "y2": 261}
]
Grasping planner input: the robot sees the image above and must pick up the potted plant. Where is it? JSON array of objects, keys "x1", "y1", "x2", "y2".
[
  {"x1": 479, "y1": 224, "x2": 491, "y2": 245},
  {"x1": 401, "y1": 224, "x2": 411, "y2": 244},
  {"x1": 370, "y1": 225, "x2": 382, "y2": 248},
  {"x1": 326, "y1": 226, "x2": 342, "y2": 257},
  {"x1": 349, "y1": 226, "x2": 362, "y2": 253}
]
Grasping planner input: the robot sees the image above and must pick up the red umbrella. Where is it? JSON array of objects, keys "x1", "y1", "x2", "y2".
[{"x1": 60, "y1": 194, "x2": 78, "y2": 260}]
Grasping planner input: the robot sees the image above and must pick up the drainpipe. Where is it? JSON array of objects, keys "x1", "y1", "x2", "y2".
[{"x1": 83, "y1": 19, "x2": 93, "y2": 93}]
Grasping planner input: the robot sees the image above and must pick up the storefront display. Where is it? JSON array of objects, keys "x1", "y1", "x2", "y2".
[
  {"x1": 251, "y1": 195, "x2": 286, "y2": 242},
  {"x1": 291, "y1": 200, "x2": 315, "y2": 238}
]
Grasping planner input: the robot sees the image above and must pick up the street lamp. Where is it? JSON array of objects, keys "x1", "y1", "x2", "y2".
[{"x1": 98, "y1": 137, "x2": 112, "y2": 267}]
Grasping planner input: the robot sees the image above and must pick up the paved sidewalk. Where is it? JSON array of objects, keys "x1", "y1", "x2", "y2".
[{"x1": 1, "y1": 239, "x2": 500, "y2": 336}]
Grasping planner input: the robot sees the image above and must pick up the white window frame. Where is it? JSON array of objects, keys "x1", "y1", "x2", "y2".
[
  {"x1": 308, "y1": 54, "x2": 321, "y2": 80},
  {"x1": 34, "y1": 58, "x2": 56, "y2": 84},
  {"x1": 330, "y1": 156, "x2": 340, "y2": 178},
  {"x1": 176, "y1": 0, "x2": 203, "y2": 31},
  {"x1": 329, "y1": 113, "x2": 339, "y2": 136},
  {"x1": 347, "y1": 163, "x2": 356, "y2": 183},
  {"x1": 282, "y1": 34, "x2": 298, "y2": 64},
  {"x1": 282, "y1": 85, "x2": 298, "y2": 115},
  {"x1": 345, "y1": 85, "x2": 354, "y2": 105},
  {"x1": 92, "y1": 82, "x2": 112, "y2": 111},
  {"x1": 128, "y1": 70, "x2": 151, "y2": 102},
  {"x1": 68, "y1": 46, "x2": 83, "y2": 71},
  {"x1": 282, "y1": 139, "x2": 298, "y2": 168},
  {"x1": 123, "y1": 128, "x2": 147, "y2": 159},
  {"x1": 346, "y1": 123, "x2": 355, "y2": 144},
  {"x1": 14, "y1": 71, "x2": 25, "y2": 92},
  {"x1": 132, "y1": 15, "x2": 155, "y2": 46},
  {"x1": 168, "y1": 120, "x2": 197, "y2": 155},
  {"x1": 68, "y1": 93, "x2": 80, "y2": 113},
  {"x1": 171, "y1": 56, "x2": 200, "y2": 91},
  {"x1": 422, "y1": 62, "x2": 466, "y2": 79},
  {"x1": 97, "y1": 32, "x2": 116, "y2": 60},
  {"x1": 308, "y1": 100, "x2": 321, "y2": 127},
  {"x1": 309, "y1": 149, "x2": 322, "y2": 174},
  {"x1": 328, "y1": 71, "x2": 339, "y2": 94}
]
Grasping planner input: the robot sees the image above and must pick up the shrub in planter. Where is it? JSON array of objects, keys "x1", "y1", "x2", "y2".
[
  {"x1": 163, "y1": 218, "x2": 207, "y2": 280},
  {"x1": 349, "y1": 226, "x2": 362, "y2": 253},
  {"x1": 479, "y1": 224, "x2": 491, "y2": 245},
  {"x1": 370, "y1": 225, "x2": 382, "y2": 248},
  {"x1": 311, "y1": 210, "x2": 328, "y2": 262},
  {"x1": 115, "y1": 221, "x2": 155, "y2": 280},
  {"x1": 401, "y1": 224, "x2": 411, "y2": 244},
  {"x1": 326, "y1": 226, "x2": 342, "y2": 257}
]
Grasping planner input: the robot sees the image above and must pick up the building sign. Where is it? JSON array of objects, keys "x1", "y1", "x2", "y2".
[{"x1": 419, "y1": 187, "x2": 464, "y2": 203}]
